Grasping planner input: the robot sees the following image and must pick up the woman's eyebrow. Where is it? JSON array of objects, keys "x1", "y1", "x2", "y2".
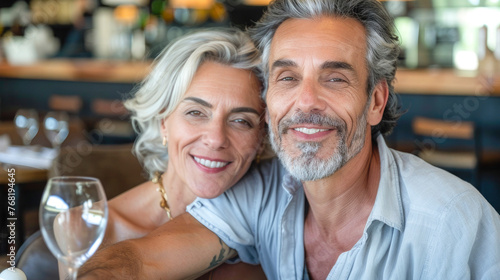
[
  {"x1": 184, "y1": 97, "x2": 260, "y2": 116},
  {"x1": 231, "y1": 107, "x2": 260, "y2": 115},
  {"x1": 183, "y1": 97, "x2": 212, "y2": 108}
]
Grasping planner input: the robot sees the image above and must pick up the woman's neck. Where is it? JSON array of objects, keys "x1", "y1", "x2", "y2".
[{"x1": 161, "y1": 166, "x2": 198, "y2": 218}]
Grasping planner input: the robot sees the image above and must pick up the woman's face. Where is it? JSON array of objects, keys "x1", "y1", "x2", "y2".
[{"x1": 162, "y1": 61, "x2": 264, "y2": 198}]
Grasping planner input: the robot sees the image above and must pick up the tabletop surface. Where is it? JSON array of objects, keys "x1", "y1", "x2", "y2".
[{"x1": 0, "y1": 166, "x2": 47, "y2": 185}]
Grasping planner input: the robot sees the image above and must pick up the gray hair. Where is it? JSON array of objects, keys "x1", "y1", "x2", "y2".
[
  {"x1": 249, "y1": 0, "x2": 403, "y2": 135},
  {"x1": 124, "y1": 28, "x2": 262, "y2": 178}
]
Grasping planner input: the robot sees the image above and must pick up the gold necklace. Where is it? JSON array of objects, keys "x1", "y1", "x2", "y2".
[{"x1": 152, "y1": 172, "x2": 173, "y2": 221}]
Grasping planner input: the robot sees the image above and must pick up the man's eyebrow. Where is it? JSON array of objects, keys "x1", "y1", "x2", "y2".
[
  {"x1": 270, "y1": 59, "x2": 297, "y2": 72},
  {"x1": 271, "y1": 60, "x2": 355, "y2": 74},
  {"x1": 183, "y1": 97, "x2": 212, "y2": 108},
  {"x1": 321, "y1": 61, "x2": 355, "y2": 72}
]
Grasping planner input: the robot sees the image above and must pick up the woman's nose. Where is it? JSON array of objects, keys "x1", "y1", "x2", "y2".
[{"x1": 202, "y1": 121, "x2": 229, "y2": 150}]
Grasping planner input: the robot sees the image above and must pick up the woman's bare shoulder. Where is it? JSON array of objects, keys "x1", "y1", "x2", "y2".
[
  {"x1": 110, "y1": 180, "x2": 155, "y2": 206},
  {"x1": 106, "y1": 180, "x2": 166, "y2": 243}
]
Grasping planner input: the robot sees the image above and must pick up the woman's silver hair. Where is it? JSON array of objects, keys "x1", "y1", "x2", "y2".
[
  {"x1": 124, "y1": 28, "x2": 262, "y2": 178},
  {"x1": 249, "y1": 0, "x2": 403, "y2": 135}
]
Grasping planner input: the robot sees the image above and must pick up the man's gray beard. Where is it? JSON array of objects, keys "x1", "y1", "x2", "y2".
[{"x1": 268, "y1": 110, "x2": 368, "y2": 182}]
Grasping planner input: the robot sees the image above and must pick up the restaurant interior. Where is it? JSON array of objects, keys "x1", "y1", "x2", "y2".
[{"x1": 0, "y1": 0, "x2": 499, "y2": 278}]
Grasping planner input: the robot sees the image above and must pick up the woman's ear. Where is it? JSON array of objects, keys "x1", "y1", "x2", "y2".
[
  {"x1": 367, "y1": 80, "x2": 389, "y2": 126},
  {"x1": 160, "y1": 117, "x2": 169, "y2": 142}
]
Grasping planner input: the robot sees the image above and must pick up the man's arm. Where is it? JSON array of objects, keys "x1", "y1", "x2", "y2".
[{"x1": 77, "y1": 213, "x2": 237, "y2": 280}]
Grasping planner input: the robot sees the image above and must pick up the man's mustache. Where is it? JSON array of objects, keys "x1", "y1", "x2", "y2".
[{"x1": 278, "y1": 111, "x2": 346, "y2": 135}]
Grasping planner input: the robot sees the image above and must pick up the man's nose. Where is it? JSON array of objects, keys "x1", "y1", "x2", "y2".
[
  {"x1": 202, "y1": 121, "x2": 230, "y2": 150},
  {"x1": 295, "y1": 79, "x2": 326, "y2": 113}
]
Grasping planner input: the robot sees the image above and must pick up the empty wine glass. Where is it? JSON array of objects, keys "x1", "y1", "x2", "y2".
[
  {"x1": 44, "y1": 111, "x2": 69, "y2": 148},
  {"x1": 39, "y1": 176, "x2": 108, "y2": 280},
  {"x1": 14, "y1": 109, "x2": 39, "y2": 145}
]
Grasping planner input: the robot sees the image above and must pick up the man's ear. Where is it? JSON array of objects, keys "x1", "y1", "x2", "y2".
[{"x1": 367, "y1": 80, "x2": 389, "y2": 126}]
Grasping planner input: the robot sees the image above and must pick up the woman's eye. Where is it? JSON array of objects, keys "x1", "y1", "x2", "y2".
[
  {"x1": 187, "y1": 110, "x2": 203, "y2": 117},
  {"x1": 233, "y1": 118, "x2": 253, "y2": 128}
]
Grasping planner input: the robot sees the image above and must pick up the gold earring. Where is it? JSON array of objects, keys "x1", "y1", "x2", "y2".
[
  {"x1": 255, "y1": 154, "x2": 261, "y2": 164},
  {"x1": 162, "y1": 136, "x2": 167, "y2": 146}
]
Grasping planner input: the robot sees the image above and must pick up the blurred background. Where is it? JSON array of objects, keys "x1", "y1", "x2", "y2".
[
  {"x1": 0, "y1": 0, "x2": 499, "y2": 66},
  {"x1": 0, "y1": 0, "x2": 499, "y2": 275},
  {"x1": 0, "y1": 0, "x2": 270, "y2": 61}
]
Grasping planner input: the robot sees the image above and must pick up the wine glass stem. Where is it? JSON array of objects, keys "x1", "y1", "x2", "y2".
[{"x1": 67, "y1": 266, "x2": 78, "y2": 280}]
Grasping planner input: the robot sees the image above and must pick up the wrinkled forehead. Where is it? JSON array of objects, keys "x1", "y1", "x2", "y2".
[{"x1": 267, "y1": 17, "x2": 368, "y2": 79}]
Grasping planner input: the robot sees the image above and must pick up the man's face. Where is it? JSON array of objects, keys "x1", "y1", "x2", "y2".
[{"x1": 266, "y1": 16, "x2": 372, "y2": 181}]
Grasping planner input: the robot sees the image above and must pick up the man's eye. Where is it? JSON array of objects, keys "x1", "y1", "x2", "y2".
[
  {"x1": 280, "y1": 77, "x2": 295, "y2": 81},
  {"x1": 329, "y1": 78, "x2": 346, "y2": 83}
]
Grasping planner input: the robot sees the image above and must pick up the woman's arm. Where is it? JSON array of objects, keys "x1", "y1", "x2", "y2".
[{"x1": 77, "y1": 213, "x2": 236, "y2": 279}]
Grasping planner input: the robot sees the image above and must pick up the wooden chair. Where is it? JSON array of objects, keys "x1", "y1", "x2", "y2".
[
  {"x1": 412, "y1": 116, "x2": 500, "y2": 188},
  {"x1": 48, "y1": 94, "x2": 83, "y2": 114},
  {"x1": 15, "y1": 230, "x2": 58, "y2": 280},
  {"x1": 49, "y1": 143, "x2": 145, "y2": 199},
  {"x1": 89, "y1": 99, "x2": 135, "y2": 145},
  {"x1": 45, "y1": 94, "x2": 87, "y2": 147}
]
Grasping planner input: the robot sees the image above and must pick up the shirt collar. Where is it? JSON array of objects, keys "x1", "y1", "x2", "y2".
[
  {"x1": 366, "y1": 134, "x2": 404, "y2": 232},
  {"x1": 282, "y1": 173, "x2": 302, "y2": 196},
  {"x1": 278, "y1": 134, "x2": 405, "y2": 232}
]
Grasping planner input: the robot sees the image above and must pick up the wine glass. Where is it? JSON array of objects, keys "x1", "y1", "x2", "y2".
[
  {"x1": 39, "y1": 176, "x2": 108, "y2": 280},
  {"x1": 43, "y1": 111, "x2": 69, "y2": 148},
  {"x1": 14, "y1": 109, "x2": 39, "y2": 145}
]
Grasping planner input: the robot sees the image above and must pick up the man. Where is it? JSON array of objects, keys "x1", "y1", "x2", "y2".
[{"x1": 79, "y1": 0, "x2": 500, "y2": 279}]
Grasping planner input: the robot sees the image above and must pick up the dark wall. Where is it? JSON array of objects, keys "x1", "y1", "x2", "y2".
[{"x1": 0, "y1": 77, "x2": 136, "y2": 120}]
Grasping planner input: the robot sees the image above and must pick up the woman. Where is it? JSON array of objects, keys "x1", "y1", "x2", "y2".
[
  {"x1": 108, "y1": 28, "x2": 269, "y2": 278},
  {"x1": 59, "y1": 29, "x2": 269, "y2": 279}
]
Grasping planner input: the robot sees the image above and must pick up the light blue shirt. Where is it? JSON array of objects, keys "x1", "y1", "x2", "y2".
[{"x1": 188, "y1": 135, "x2": 500, "y2": 279}]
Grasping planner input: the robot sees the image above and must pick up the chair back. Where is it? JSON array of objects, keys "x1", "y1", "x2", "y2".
[
  {"x1": 88, "y1": 99, "x2": 135, "y2": 144},
  {"x1": 49, "y1": 143, "x2": 146, "y2": 199},
  {"x1": 48, "y1": 95, "x2": 83, "y2": 113},
  {"x1": 15, "y1": 231, "x2": 58, "y2": 280},
  {"x1": 412, "y1": 116, "x2": 480, "y2": 184}
]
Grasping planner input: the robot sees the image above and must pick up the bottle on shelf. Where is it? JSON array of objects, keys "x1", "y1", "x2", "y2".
[
  {"x1": 477, "y1": 25, "x2": 496, "y2": 79},
  {"x1": 495, "y1": 25, "x2": 500, "y2": 75}
]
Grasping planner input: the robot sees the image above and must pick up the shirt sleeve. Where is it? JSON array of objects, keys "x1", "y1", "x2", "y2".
[
  {"x1": 187, "y1": 159, "x2": 279, "y2": 265},
  {"x1": 422, "y1": 189, "x2": 500, "y2": 279}
]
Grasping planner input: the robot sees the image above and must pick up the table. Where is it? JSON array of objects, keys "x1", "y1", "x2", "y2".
[
  {"x1": 0, "y1": 165, "x2": 48, "y2": 254},
  {"x1": 0, "y1": 167, "x2": 47, "y2": 184}
]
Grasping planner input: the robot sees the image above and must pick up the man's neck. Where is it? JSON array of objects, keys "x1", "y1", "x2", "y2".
[
  {"x1": 302, "y1": 136, "x2": 381, "y2": 237},
  {"x1": 302, "y1": 137, "x2": 381, "y2": 280}
]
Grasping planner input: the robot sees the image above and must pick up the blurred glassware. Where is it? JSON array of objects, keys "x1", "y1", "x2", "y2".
[
  {"x1": 44, "y1": 111, "x2": 69, "y2": 149},
  {"x1": 39, "y1": 176, "x2": 108, "y2": 280},
  {"x1": 2, "y1": 36, "x2": 39, "y2": 65},
  {"x1": 14, "y1": 109, "x2": 39, "y2": 146}
]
